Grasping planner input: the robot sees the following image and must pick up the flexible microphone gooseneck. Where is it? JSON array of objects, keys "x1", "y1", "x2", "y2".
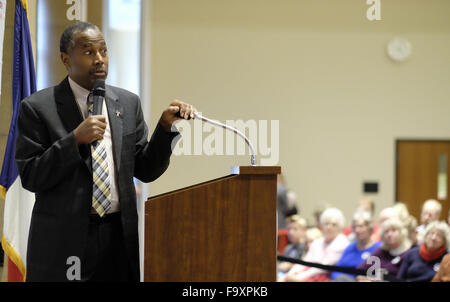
[{"x1": 192, "y1": 112, "x2": 257, "y2": 166}]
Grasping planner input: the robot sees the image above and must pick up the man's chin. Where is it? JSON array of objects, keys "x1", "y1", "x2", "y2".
[
  {"x1": 90, "y1": 74, "x2": 108, "y2": 85},
  {"x1": 93, "y1": 74, "x2": 107, "y2": 80}
]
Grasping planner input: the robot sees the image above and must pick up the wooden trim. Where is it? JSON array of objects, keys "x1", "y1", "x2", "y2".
[
  {"x1": 396, "y1": 139, "x2": 450, "y2": 143},
  {"x1": 231, "y1": 166, "x2": 281, "y2": 175}
]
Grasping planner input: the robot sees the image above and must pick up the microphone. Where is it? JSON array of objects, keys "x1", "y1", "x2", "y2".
[
  {"x1": 92, "y1": 79, "x2": 105, "y2": 116},
  {"x1": 193, "y1": 112, "x2": 257, "y2": 166}
]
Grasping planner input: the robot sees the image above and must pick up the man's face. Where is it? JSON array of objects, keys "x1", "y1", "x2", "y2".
[
  {"x1": 61, "y1": 28, "x2": 109, "y2": 91},
  {"x1": 421, "y1": 207, "x2": 440, "y2": 225}
]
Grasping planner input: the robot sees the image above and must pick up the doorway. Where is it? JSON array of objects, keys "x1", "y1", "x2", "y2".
[{"x1": 396, "y1": 140, "x2": 450, "y2": 224}]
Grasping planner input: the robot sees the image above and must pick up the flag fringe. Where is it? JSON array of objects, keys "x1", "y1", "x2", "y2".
[
  {"x1": 1, "y1": 236, "x2": 26, "y2": 281},
  {"x1": 0, "y1": 185, "x2": 6, "y2": 200},
  {"x1": 20, "y1": 0, "x2": 28, "y2": 14}
]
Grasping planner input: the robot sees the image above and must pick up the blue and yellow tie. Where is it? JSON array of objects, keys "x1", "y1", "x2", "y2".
[{"x1": 88, "y1": 95, "x2": 112, "y2": 217}]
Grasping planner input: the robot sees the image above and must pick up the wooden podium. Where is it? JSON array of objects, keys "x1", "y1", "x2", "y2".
[{"x1": 144, "y1": 166, "x2": 281, "y2": 282}]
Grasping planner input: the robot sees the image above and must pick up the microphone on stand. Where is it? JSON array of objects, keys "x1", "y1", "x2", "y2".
[{"x1": 179, "y1": 111, "x2": 257, "y2": 166}]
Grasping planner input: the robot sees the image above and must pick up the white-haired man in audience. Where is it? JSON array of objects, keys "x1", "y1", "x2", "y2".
[{"x1": 417, "y1": 199, "x2": 442, "y2": 245}]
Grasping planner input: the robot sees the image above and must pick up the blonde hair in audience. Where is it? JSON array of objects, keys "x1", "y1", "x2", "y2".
[
  {"x1": 380, "y1": 218, "x2": 410, "y2": 251},
  {"x1": 393, "y1": 202, "x2": 417, "y2": 239},
  {"x1": 405, "y1": 215, "x2": 418, "y2": 235},
  {"x1": 378, "y1": 207, "x2": 400, "y2": 224},
  {"x1": 306, "y1": 227, "x2": 322, "y2": 241},
  {"x1": 393, "y1": 202, "x2": 410, "y2": 224},
  {"x1": 286, "y1": 214, "x2": 307, "y2": 229}
]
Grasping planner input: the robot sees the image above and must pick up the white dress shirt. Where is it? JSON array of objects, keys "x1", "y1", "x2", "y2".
[{"x1": 68, "y1": 77, "x2": 120, "y2": 214}]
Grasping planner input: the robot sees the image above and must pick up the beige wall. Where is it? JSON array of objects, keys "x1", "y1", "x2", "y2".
[{"x1": 147, "y1": 0, "x2": 450, "y2": 226}]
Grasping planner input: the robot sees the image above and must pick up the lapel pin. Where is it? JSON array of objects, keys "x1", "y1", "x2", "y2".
[{"x1": 115, "y1": 110, "x2": 121, "y2": 117}]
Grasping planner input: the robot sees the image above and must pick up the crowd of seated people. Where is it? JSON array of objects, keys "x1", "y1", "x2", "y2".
[
  {"x1": 278, "y1": 208, "x2": 349, "y2": 282},
  {"x1": 277, "y1": 197, "x2": 450, "y2": 282}
]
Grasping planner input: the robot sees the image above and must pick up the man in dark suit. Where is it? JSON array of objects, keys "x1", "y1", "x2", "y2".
[{"x1": 15, "y1": 21, "x2": 196, "y2": 282}]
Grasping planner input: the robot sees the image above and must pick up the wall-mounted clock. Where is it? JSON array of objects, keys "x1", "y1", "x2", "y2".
[{"x1": 387, "y1": 37, "x2": 412, "y2": 62}]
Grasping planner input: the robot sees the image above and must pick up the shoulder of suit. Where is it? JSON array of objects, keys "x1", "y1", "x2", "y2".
[
  {"x1": 106, "y1": 84, "x2": 140, "y2": 101},
  {"x1": 21, "y1": 86, "x2": 56, "y2": 107}
]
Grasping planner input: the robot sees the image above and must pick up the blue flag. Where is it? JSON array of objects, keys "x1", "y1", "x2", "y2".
[{"x1": 0, "y1": 0, "x2": 36, "y2": 199}]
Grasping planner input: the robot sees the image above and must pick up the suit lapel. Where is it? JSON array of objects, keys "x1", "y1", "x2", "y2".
[
  {"x1": 55, "y1": 77, "x2": 83, "y2": 134},
  {"x1": 55, "y1": 77, "x2": 92, "y2": 173},
  {"x1": 105, "y1": 88, "x2": 123, "y2": 171}
]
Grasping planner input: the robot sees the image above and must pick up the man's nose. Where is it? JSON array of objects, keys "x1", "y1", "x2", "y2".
[{"x1": 94, "y1": 51, "x2": 104, "y2": 65}]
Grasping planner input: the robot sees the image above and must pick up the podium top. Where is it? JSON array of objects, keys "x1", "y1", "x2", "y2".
[{"x1": 230, "y1": 166, "x2": 281, "y2": 175}]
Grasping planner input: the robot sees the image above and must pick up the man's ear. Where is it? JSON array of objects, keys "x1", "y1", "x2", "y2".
[{"x1": 61, "y1": 52, "x2": 71, "y2": 71}]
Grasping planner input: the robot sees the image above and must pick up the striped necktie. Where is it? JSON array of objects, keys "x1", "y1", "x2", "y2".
[{"x1": 88, "y1": 94, "x2": 112, "y2": 217}]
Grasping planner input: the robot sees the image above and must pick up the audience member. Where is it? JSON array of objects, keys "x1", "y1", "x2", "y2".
[
  {"x1": 405, "y1": 215, "x2": 418, "y2": 247},
  {"x1": 393, "y1": 202, "x2": 410, "y2": 224},
  {"x1": 432, "y1": 253, "x2": 450, "y2": 282},
  {"x1": 279, "y1": 208, "x2": 349, "y2": 282},
  {"x1": 398, "y1": 221, "x2": 450, "y2": 282},
  {"x1": 358, "y1": 197, "x2": 380, "y2": 241},
  {"x1": 278, "y1": 215, "x2": 308, "y2": 275},
  {"x1": 417, "y1": 199, "x2": 442, "y2": 245},
  {"x1": 373, "y1": 207, "x2": 400, "y2": 242},
  {"x1": 448, "y1": 208, "x2": 450, "y2": 226},
  {"x1": 393, "y1": 202, "x2": 418, "y2": 247},
  {"x1": 277, "y1": 174, "x2": 297, "y2": 230},
  {"x1": 342, "y1": 197, "x2": 377, "y2": 238},
  {"x1": 358, "y1": 197, "x2": 376, "y2": 216},
  {"x1": 357, "y1": 218, "x2": 412, "y2": 281},
  {"x1": 304, "y1": 227, "x2": 323, "y2": 254},
  {"x1": 331, "y1": 211, "x2": 381, "y2": 281},
  {"x1": 378, "y1": 207, "x2": 400, "y2": 225}
]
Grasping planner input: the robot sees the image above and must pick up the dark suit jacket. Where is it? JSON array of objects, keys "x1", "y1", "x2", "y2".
[{"x1": 15, "y1": 77, "x2": 177, "y2": 281}]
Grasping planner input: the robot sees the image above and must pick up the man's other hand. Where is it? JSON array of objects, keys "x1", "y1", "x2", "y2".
[{"x1": 159, "y1": 100, "x2": 197, "y2": 132}]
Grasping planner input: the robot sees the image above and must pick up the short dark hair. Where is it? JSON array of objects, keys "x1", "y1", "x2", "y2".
[{"x1": 60, "y1": 21, "x2": 99, "y2": 54}]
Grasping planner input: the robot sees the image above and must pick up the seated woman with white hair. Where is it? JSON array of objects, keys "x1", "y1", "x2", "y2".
[
  {"x1": 398, "y1": 221, "x2": 450, "y2": 282},
  {"x1": 357, "y1": 218, "x2": 412, "y2": 281},
  {"x1": 331, "y1": 210, "x2": 382, "y2": 281},
  {"x1": 279, "y1": 208, "x2": 349, "y2": 282}
]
